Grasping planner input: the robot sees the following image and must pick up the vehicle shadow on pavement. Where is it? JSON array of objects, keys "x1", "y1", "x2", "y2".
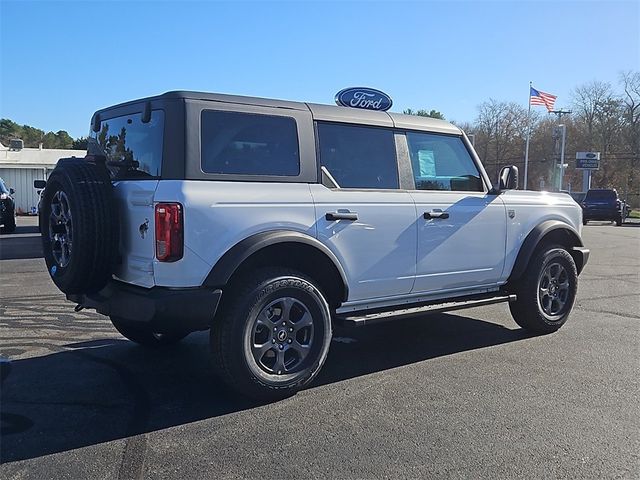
[{"x1": 1, "y1": 313, "x2": 531, "y2": 463}]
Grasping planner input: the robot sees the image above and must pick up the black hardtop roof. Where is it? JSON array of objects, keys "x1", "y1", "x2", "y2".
[{"x1": 93, "y1": 90, "x2": 461, "y2": 135}]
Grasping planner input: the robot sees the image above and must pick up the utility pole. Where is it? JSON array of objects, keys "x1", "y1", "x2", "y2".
[
  {"x1": 559, "y1": 124, "x2": 566, "y2": 190},
  {"x1": 550, "y1": 109, "x2": 572, "y2": 121},
  {"x1": 550, "y1": 110, "x2": 571, "y2": 191}
]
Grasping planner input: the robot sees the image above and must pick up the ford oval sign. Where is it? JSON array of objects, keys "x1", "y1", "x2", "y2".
[{"x1": 335, "y1": 87, "x2": 393, "y2": 111}]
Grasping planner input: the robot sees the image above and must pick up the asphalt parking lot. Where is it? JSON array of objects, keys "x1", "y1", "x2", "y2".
[{"x1": 1, "y1": 217, "x2": 639, "y2": 479}]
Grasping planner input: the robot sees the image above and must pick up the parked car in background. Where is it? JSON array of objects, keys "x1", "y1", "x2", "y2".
[
  {"x1": 34, "y1": 179, "x2": 46, "y2": 232},
  {"x1": 581, "y1": 188, "x2": 630, "y2": 226},
  {"x1": 0, "y1": 177, "x2": 16, "y2": 233}
]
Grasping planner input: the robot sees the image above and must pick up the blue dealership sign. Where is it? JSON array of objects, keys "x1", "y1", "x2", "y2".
[
  {"x1": 576, "y1": 152, "x2": 600, "y2": 170},
  {"x1": 335, "y1": 87, "x2": 393, "y2": 111}
]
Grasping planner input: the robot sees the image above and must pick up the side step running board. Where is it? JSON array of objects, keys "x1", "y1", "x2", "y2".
[{"x1": 337, "y1": 294, "x2": 517, "y2": 327}]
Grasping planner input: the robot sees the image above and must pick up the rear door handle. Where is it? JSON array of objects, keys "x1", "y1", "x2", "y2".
[
  {"x1": 326, "y1": 211, "x2": 358, "y2": 221},
  {"x1": 424, "y1": 210, "x2": 449, "y2": 219}
]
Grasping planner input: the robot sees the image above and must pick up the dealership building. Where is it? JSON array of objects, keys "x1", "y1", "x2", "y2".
[{"x1": 0, "y1": 141, "x2": 86, "y2": 214}]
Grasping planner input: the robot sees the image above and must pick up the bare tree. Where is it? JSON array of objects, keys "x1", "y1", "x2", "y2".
[
  {"x1": 619, "y1": 71, "x2": 640, "y2": 201},
  {"x1": 572, "y1": 80, "x2": 614, "y2": 145},
  {"x1": 474, "y1": 100, "x2": 531, "y2": 184}
]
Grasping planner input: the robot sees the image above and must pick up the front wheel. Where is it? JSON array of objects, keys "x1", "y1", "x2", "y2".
[
  {"x1": 211, "y1": 268, "x2": 332, "y2": 401},
  {"x1": 508, "y1": 246, "x2": 578, "y2": 334},
  {"x1": 110, "y1": 317, "x2": 189, "y2": 347}
]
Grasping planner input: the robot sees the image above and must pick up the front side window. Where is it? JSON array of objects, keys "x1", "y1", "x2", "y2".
[
  {"x1": 201, "y1": 110, "x2": 300, "y2": 176},
  {"x1": 92, "y1": 110, "x2": 164, "y2": 179},
  {"x1": 407, "y1": 132, "x2": 483, "y2": 192},
  {"x1": 317, "y1": 123, "x2": 398, "y2": 189}
]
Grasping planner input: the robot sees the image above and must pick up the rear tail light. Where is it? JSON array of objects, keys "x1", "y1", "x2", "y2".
[{"x1": 155, "y1": 203, "x2": 183, "y2": 262}]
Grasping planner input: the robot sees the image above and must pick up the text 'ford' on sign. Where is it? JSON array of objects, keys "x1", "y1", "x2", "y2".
[{"x1": 335, "y1": 87, "x2": 393, "y2": 111}]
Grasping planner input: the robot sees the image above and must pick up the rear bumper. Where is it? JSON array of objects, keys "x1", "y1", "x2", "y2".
[
  {"x1": 67, "y1": 281, "x2": 222, "y2": 333},
  {"x1": 583, "y1": 208, "x2": 620, "y2": 220},
  {"x1": 572, "y1": 246, "x2": 590, "y2": 275}
]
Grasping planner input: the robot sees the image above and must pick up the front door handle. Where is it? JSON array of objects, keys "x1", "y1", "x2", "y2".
[
  {"x1": 424, "y1": 210, "x2": 449, "y2": 219},
  {"x1": 326, "y1": 211, "x2": 358, "y2": 221}
]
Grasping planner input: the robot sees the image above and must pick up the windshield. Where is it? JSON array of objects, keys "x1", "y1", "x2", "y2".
[
  {"x1": 0, "y1": 178, "x2": 9, "y2": 194},
  {"x1": 90, "y1": 110, "x2": 164, "y2": 179}
]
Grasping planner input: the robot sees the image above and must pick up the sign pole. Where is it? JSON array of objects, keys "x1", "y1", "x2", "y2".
[
  {"x1": 523, "y1": 81, "x2": 532, "y2": 190},
  {"x1": 559, "y1": 124, "x2": 566, "y2": 190}
]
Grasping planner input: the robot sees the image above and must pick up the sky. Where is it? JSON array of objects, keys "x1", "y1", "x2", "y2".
[{"x1": 1, "y1": 0, "x2": 638, "y2": 138}]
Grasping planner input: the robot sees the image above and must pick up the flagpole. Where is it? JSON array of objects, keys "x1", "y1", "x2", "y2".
[{"x1": 523, "y1": 81, "x2": 532, "y2": 190}]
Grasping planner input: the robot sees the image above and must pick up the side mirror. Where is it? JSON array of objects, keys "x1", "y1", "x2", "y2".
[
  {"x1": 9, "y1": 188, "x2": 15, "y2": 195},
  {"x1": 499, "y1": 166, "x2": 519, "y2": 190},
  {"x1": 34, "y1": 180, "x2": 47, "y2": 189}
]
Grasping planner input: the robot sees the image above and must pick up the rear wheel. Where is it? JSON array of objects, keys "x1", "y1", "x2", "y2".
[
  {"x1": 110, "y1": 317, "x2": 189, "y2": 347},
  {"x1": 616, "y1": 215, "x2": 623, "y2": 226},
  {"x1": 211, "y1": 268, "x2": 332, "y2": 401},
  {"x1": 508, "y1": 245, "x2": 578, "y2": 334}
]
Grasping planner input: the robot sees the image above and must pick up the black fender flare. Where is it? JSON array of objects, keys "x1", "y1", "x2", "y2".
[
  {"x1": 203, "y1": 230, "x2": 349, "y2": 301},
  {"x1": 508, "y1": 220, "x2": 586, "y2": 282}
]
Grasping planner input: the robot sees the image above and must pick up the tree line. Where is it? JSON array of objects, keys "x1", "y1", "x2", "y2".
[{"x1": 0, "y1": 119, "x2": 87, "y2": 150}]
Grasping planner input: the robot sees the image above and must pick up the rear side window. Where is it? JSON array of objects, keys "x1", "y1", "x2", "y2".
[
  {"x1": 201, "y1": 110, "x2": 300, "y2": 176},
  {"x1": 317, "y1": 123, "x2": 398, "y2": 189},
  {"x1": 407, "y1": 132, "x2": 483, "y2": 192}
]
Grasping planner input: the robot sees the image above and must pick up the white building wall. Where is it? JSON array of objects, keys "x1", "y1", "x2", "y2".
[
  {"x1": 0, "y1": 142, "x2": 86, "y2": 214},
  {"x1": 0, "y1": 167, "x2": 51, "y2": 214}
]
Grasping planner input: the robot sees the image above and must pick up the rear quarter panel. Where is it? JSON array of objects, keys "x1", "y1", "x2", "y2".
[{"x1": 153, "y1": 180, "x2": 316, "y2": 287}]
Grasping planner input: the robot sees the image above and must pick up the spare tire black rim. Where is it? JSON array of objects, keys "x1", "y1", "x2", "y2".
[
  {"x1": 250, "y1": 297, "x2": 315, "y2": 375},
  {"x1": 49, "y1": 190, "x2": 73, "y2": 267}
]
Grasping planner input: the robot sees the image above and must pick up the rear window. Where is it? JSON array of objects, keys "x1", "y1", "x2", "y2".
[
  {"x1": 200, "y1": 110, "x2": 300, "y2": 176},
  {"x1": 92, "y1": 110, "x2": 164, "y2": 179},
  {"x1": 586, "y1": 190, "x2": 615, "y2": 200}
]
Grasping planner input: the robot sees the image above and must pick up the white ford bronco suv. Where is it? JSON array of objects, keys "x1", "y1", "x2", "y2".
[{"x1": 39, "y1": 90, "x2": 589, "y2": 400}]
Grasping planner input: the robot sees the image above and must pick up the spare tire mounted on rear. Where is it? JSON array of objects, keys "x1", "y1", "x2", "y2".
[{"x1": 41, "y1": 157, "x2": 119, "y2": 294}]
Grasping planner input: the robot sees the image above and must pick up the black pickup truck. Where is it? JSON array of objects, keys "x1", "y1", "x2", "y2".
[{"x1": 581, "y1": 189, "x2": 630, "y2": 226}]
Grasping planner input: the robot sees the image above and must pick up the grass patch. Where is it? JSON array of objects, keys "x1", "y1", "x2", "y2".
[{"x1": 629, "y1": 210, "x2": 640, "y2": 219}]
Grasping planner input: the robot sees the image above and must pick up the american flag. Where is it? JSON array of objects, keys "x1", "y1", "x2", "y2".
[{"x1": 530, "y1": 87, "x2": 557, "y2": 112}]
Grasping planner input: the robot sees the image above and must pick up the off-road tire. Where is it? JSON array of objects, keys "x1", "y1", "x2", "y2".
[
  {"x1": 210, "y1": 268, "x2": 332, "y2": 401},
  {"x1": 616, "y1": 215, "x2": 623, "y2": 226},
  {"x1": 40, "y1": 158, "x2": 118, "y2": 294},
  {"x1": 509, "y1": 245, "x2": 578, "y2": 334},
  {"x1": 110, "y1": 317, "x2": 189, "y2": 347}
]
